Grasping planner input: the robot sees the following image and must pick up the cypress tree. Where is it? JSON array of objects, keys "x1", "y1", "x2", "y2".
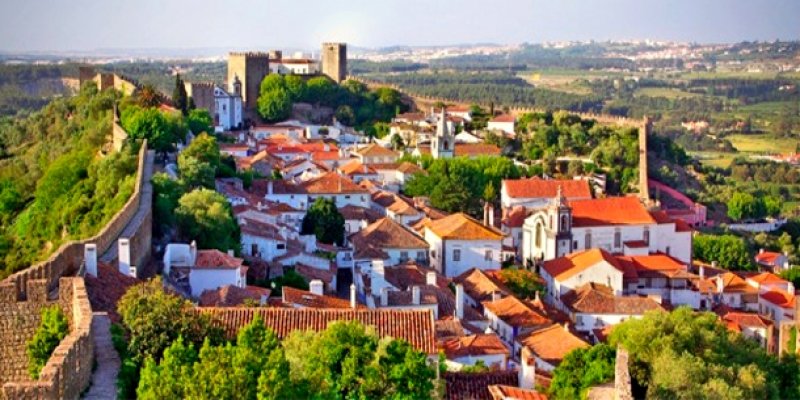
[{"x1": 173, "y1": 73, "x2": 188, "y2": 115}]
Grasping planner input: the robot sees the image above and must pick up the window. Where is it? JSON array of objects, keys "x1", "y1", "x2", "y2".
[
  {"x1": 666, "y1": 246, "x2": 671, "y2": 255},
  {"x1": 643, "y1": 228, "x2": 650, "y2": 245},
  {"x1": 535, "y1": 223, "x2": 543, "y2": 247},
  {"x1": 573, "y1": 240, "x2": 578, "y2": 250},
  {"x1": 400, "y1": 251, "x2": 409, "y2": 261},
  {"x1": 416, "y1": 251, "x2": 425, "y2": 261},
  {"x1": 485, "y1": 250, "x2": 493, "y2": 261},
  {"x1": 431, "y1": 250, "x2": 437, "y2": 259},
  {"x1": 560, "y1": 215, "x2": 568, "y2": 231},
  {"x1": 576, "y1": 315, "x2": 584, "y2": 326},
  {"x1": 453, "y1": 249, "x2": 461, "y2": 262},
  {"x1": 345, "y1": 195, "x2": 351, "y2": 199},
  {"x1": 607, "y1": 276, "x2": 611, "y2": 287},
  {"x1": 585, "y1": 231, "x2": 592, "y2": 248},
  {"x1": 251, "y1": 243, "x2": 258, "y2": 256},
  {"x1": 614, "y1": 230, "x2": 621, "y2": 248}
]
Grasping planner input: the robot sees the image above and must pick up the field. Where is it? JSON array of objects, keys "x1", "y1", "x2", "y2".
[
  {"x1": 727, "y1": 133, "x2": 799, "y2": 154},
  {"x1": 635, "y1": 87, "x2": 705, "y2": 99},
  {"x1": 689, "y1": 151, "x2": 737, "y2": 169}
]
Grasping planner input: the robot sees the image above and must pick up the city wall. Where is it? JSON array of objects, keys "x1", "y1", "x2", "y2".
[
  {"x1": 0, "y1": 278, "x2": 94, "y2": 399},
  {"x1": 0, "y1": 138, "x2": 150, "y2": 300}
]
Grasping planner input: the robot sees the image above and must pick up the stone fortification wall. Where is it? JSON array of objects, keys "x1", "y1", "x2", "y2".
[
  {"x1": 1, "y1": 278, "x2": 94, "y2": 399},
  {"x1": 614, "y1": 347, "x2": 633, "y2": 400},
  {"x1": 0, "y1": 139, "x2": 150, "y2": 301}
]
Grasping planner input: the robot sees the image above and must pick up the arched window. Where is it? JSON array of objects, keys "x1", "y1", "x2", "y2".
[
  {"x1": 560, "y1": 215, "x2": 568, "y2": 231},
  {"x1": 535, "y1": 222, "x2": 543, "y2": 248}
]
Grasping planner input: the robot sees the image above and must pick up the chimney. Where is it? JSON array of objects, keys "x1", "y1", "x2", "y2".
[
  {"x1": 563, "y1": 322, "x2": 570, "y2": 331},
  {"x1": 488, "y1": 203, "x2": 495, "y2": 227},
  {"x1": 350, "y1": 284, "x2": 357, "y2": 308},
  {"x1": 412, "y1": 286, "x2": 421, "y2": 305},
  {"x1": 324, "y1": 142, "x2": 330, "y2": 152},
  {"x1": 84, "y1": 244, "x2": 98, "y2": 277},
  {"x1": 227, "y1": 249, "x2": 235, "y2": 257},
  {"x1": 716, "y1": 277, "x2": 724, "y2": 293},
  {"x1": 492, "y1": 291, "x2": 501, "y2": 302},
  {"x1": 789, "y1": 283, "x2": 795, "y2": 296},
  {"x1": 118, "y1": 238, "x2": 131, "y2": 276},
  {"x1": 456, "y1": 284, "x2": 465, "y2": 319},
  {"x1": 533, "y1": 290, "x2": 540, "y2": 303},
  {"x1": 699, "y1": 265, "x2": 705, "y2": 280},
  {"x1": 426, "y1": 271, "x2": 437, "y2": 286},
  {"x1": 760, "y1": 248, "x2": 765, "y2": 254},
  {"x1": 267, "y1": 180, "x2": 273, "y2": 195},
  {"x1": 309, "y1": 279, "x2": 324, "y2": 296},
  {"x1": 483, "y1": 202, "x2": 490, "y2": 226},
  {"x1": 711, "y1": 261, "x2": 718, "y2": 269},
  {"x1": 190, "y1": 240, "x2": 198, "y2": 265},
  {"x1": 519, "y1": 347, "x2": 536, "y2": 389},
  {"x1": 381, "y1": 287, "x2": 389, "y2": 306}
]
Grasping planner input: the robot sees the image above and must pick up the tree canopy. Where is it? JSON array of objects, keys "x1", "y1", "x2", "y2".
[
  {"x1": 175, "y1": 188, "x2": 240, "y2": 252},
  {"x1": 692, "y1": 233, "x2": 755, "y2": 270},
  {"x1": 301, "y1": 197, "x2": 345, "y2": 246}
]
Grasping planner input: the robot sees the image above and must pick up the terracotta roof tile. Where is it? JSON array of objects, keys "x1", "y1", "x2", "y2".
[
  {"x1": 384, "y1": 263, "x2": 450, "y2": 291},
  {"x1": 488, "y1": 385, "x2": 548, "y2": 400},
  {"x1": 350, "y1": 217, "x2": 429, "y2": 252},
  {"x1": 482, "y1": 295, "x2": 552, "y2": 328},
  {"x1": 560, "y1": 283, "x2": 664, "y2": 314},
  {"x1": 719, "y1": 311, "x2": 771, "y2": 329},
  {"x1": 441, "y1": 334, "x2": 510, "y2": 359},
  {"x1": 194, "y1": 249, "x2": 244, "y2": 269},
  {"x1": 454, "y1": 143, "x2": 502, "y2": 157},
  {"x1": 444, "y1": 371, "x2": 518, "y2": 400},
  {"x1": 355, "y1": 143, "x2": 398, "y2": 158},
  {"x1": 503, "y1": 178, "x2": 591, "y2": 200},
  {"x1": 199, "y1": 307, "x2": 436, "y2": 353},
  {"x1": 454, "y1": 268, "x2": 513, "y2": 303},
  {"x1": 569, "y1": 197, "x2": 655, "y2": 227},
  {"x1": 300, "y1": 172, "x2": 368, "y2": 194},
  {"x1": 761, "y1": 289, "x2": 796, "y2": 309},
  {"x1": 338, "y1": 204, "x2": 383, "y2": 222},
  {"x1": 338, "y1": 160, "x2": 378, "y2": 176},
  {"x1": 295, "y1": 263, "x2": 336, "y2": 284},
  {"x1": 502, "y1": 206, "x2": 531, "y2": 228},
  {"x1": 756, "y1": 251, "x2": 784, "y2": 265},
  {"x1": 282, "y1": 286, "x2": 361, "y2": 309},
  {"x1": 490, "y1": 114, "x2": 516, "y2": 123},
  {"x1": 426, "y1": 213, "x2": 504, "y2": 240},
  {"x1": 542, "y1": 249, "x2": 623, "y2": 281},
  {"x1": 516, "y1": 324, "x2": 589, "y2": 367},
  {"x1": 199, "y1": 285, "x2": 270, "y2": 307}
]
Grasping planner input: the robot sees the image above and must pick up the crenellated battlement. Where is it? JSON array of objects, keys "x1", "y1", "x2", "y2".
[{"x1": 229, "y1": 51, "x2": 271, "y2": 58}]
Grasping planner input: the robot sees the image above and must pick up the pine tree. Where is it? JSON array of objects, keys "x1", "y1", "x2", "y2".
[{"x1": 173, "y1": 73, "x2": 188, "y2": 116}]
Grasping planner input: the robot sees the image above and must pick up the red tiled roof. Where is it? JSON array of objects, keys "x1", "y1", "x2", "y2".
[
  {"x1": 426, "y1": 213, "x2": 504, "y2": 240},
  {"x1": 299, "y1": 172, "x2": 368, "y2": 194},
  {"x1": 756, "y1": 251, "x2": 784, "y2": 265},
  {"x1": 516, "y1": 324, "x2": 589, "y2": 367},
  {"x1": 338, "y1": 160, "x2": 377, "y2": 176},
  {"x1": 441, "y1": 334, "x2": 509, "y2": 358},
  {"x1": 295, "y1": 263, "x2": 336, "y2": 284},
  {"x1": 502, "y1": 178, "x2": 591, "y2": 200},
  {"x1": 454, "y1": 143, "x2": 502, "y2": 157},
  {"x1": 85, "y1": 262, "x2": 140, "y2": 323},
  {"x1": 199, "y1": 285, "x2": 270, "y2": 307},
  {"x1": 569, "y1": 197, "x2": 655, "y2": 227},
  {"x1": 542, "y1": 249, "x2": 622, "y2": 281},
  {"x1": 623, "y1": 240, "x2": 648, "y2": 248},
  {"x1": 338, "y1": 204, "x2": 383, "y2": 222},
  {"x1": 384, "y1": 263, "x2": 450, "y2": 291},
  {"x1": 482, "y1": 295, "x2": 552, "y2": 328},
  {"x1": 194, "y1": 249, "x2": 244, "y2": 269},
  {"x1": 454, "y1": 268, "x2": 512, "y2": 303},
  {"x1": 761, "y1": 290, "x2": 796, "y2": 309},
  {"x1": 444, "y1": 371, "x2": 518, "y2": 400},
  {"x1": 560, "y1": 283, "x2": 664, "y2": 315},
  {"x1": 199, "y1": 308, "x2": 436, "y2": 353},
  {"x1": 350, "y1": 217, "x2": 429, "y2": 250},
  {"x1": 490, "y1": 114, "x2": 516, "y2": 123},
  {"x1": 355, "y1": 143, "x2": 398, "y2": 158},
  {"x1": 720, "y1": 311, "x2": 771, "y2": 329},
  {"x1": 282, "y1": 286, "x2": 361, "y2": 309},
  {"x1": 488, "y1": 385, "x2": 547, "y2": 400},
  {"x1": 747, "y1": 272, "x2": 787, "y2": 285}
]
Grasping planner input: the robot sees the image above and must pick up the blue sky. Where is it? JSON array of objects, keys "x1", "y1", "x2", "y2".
[{"x1": 0, "y1": 0, "x2": 798, "y2": 52}]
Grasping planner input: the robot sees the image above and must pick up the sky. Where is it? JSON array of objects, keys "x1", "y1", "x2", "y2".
[{"x1": 0, "y1": 0, "x2": 798, "y2": 53}]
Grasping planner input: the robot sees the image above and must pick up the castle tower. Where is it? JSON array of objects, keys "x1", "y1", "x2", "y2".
[
  {"x1": 431, "y1": 108, "x2": 454, "y2": 159},
  {"x1": 549, "y1": 186, "x2": 573, "y2": 257},
  {"x1": 321, "y1": 42, "x2": 347, "y2": 83},
  {"x1": 639, "y1": 117, "x2": 651, "y2": 202},
  {"x1": 227, "y1": 52, "x2": 270, "y2": 110}
]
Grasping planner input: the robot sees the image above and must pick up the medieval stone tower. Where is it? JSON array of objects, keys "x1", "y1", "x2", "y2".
[
  {"x1": 321, "y1": 42, "x2": 347, "y2": 83},
  {"x1": 227, "y1": 52, "x2": 270, "y2": 110}
]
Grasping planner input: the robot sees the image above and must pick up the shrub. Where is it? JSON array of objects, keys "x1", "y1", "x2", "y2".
[{"x1": 27, "y1": 306, "x2": 69, "y2": 379}]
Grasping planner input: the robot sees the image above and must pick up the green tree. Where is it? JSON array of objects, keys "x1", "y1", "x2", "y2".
[
  {"x1": 181, "y1": 132, "x2": 221, "y2": 170},
  {"x1": 120, "y1": 106, "x2": 184, "y2": 154},
  {"x1": 727, "y1": 192, "x2": 758, "y2": 221},
  {"x1": 549, "y1": 344, "x2": 616, "y2": 400},
  {"x1": 496, "y1": 267, "x2": 544, "y2": 299},
  {"x1": 135, "y1": 84, "x2": 162, "y2": 108},
  {"x1": 259, "y1": 74, "x2": 286, "y2": 94},
  {"x1": 151, "y1": 172, "x2": 184, "y2": 234},
  {"x1": 390, "y1": 133, "x2": 405, "y2": 150},
  {"x1": 301, "y1": 197, "x2": 345, "y2": 246},
  {"x1": 118, "y1": 277, "x2": 223, "y2": 365},
  {"x1": 26, "y1": 306, "x2": 69, "y2": 379},
  {"x1": 430, "y1": 176, "x2": 471, "y2": 213},
  {"x1": 257, "y1": 89, "x2": 292, "y2": 123},
  {"x1": 692, "y1": 233, "x2": 754, "y2": 270},
  {"x1": 186, "y1": 108, "x2": 213, "y2": 134},
  {"x1": 335, "y1": 105, "x2": 356, "y2": 126},
  {"x1": 175, "y1": 188, "x2": 240, "y2": 251},
  {"x1": 178, "y1": 156, "x2": 215, "y2": 190},
  {"x1": 283, "y1": 75, "x2": 307, "y2": 102},
  {"x1": 172, "y1": 74, "x2": 188, "y2": 115}
]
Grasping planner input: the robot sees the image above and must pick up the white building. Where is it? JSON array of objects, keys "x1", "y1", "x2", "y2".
[
  {"x1": 239, "y1": 218, "x2": 288, "y2": 262},
  {"x1": 349, "y1": 218, "x2": 429, "y2": 267},
  {"x1": 487, "y1": 114, "x2": 516, "y2": 135},
  {"x1": 521, "y1": 196, "x2": 692, "y2": 264},
  {"x1": 541, "y1": 248, "x2": 625, "y2": 303},
  {"x1": 431, "y1": 108, "x2": 454, "y2": 159},
  {"x1": 263, "y1": 172, "x2": 370, "y2": 210},
  {"x1": 514, "y1": 324, "x2": 589, "y2": 372},
  {"x1": 559, "y1": 283, "x2": 664, "y2": 332},
  {"x1": 163, "y1": 243, "x2": 247, "y2": 298},
  {"x1": 423, "y1": 213, "x2": 504, "y2": 277},
  {"x1": 269, "y1": 58, "x2": 320, "y2": 75},
  {"x1": 213, "y1": 83, "x2": 243, "y2": 132},
  {"x1": 441, "y1": 334, "x2": 510, "y2": 371}
]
